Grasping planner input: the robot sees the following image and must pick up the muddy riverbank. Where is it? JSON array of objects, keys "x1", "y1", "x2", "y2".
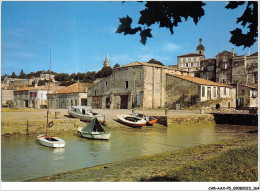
[{"x1": 27, "y1": 133, "x2": 257, "y2": 182}]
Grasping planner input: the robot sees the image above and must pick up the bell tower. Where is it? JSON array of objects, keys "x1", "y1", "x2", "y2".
[
  {"x1": 103, "y1": 54, "x2": 110, "y2": 67},
  {"x1": 196, "y1": 38, "x2": 205, "y2": 57}
]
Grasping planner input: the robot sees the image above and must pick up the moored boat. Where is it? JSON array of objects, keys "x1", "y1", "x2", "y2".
[
  {"x1": 68, "y1": 106, "x2": 106, "y2": 124},
  {"x1": 37, "y1": 49, "x2": 65, "y2": 148},
  {"x1": 38, "y1": 134, "x2": 65, "y2": 148},
  {"x1": 78, "y1": 118, "x2": 111, "y2": 140},
  {"x1": 131, "y1": 113, "x2": 158, "y2": 126},
  {"x1": 117, "y1": 114, "x2": 146, "y2": 127}
]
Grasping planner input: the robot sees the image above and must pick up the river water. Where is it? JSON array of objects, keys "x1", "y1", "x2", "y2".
[{"x1": 1, "y1": 123, "x2": 257, "y2": 182}]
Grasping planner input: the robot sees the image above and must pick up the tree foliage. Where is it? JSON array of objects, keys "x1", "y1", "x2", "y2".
[
  {"x1": 113, "y1": 63, "x2": 120, "y2": 68},
  {"x1": 95, "y1": 66, "x2": 112, "y2": 78},
  {"x1": 117, "y1": 1, "x2": 258, "y2": 48},
  {"x1": 19, "y1": 69, "x2": 26, "y2": 79},
  {"x1": 225, "y1": 1, "x2": 258, "y2": 49},
  {"x1": 148, "y1": 59, "x2": 164, "y2": 66},
  {"x1": 11, "y1": 72, "x2": 17, "y2": 78},
  {"x1": 116, "y1": 1, "x2": 206, "y2": 45}
]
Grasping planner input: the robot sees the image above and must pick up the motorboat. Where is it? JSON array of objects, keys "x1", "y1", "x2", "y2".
[
  {"x1": 77, "y1": 118, "x2": 111, "y2": 140},
  {"x1": 68, "y1": 106, "x2": 106, "y2": 124},
  {"x1": 117, "y1": 114, "x2": 146, "y2": 127},
  {"x1": 38, "y1": 134, "x2": 65, "y2": 148},
  {"x1": 131, "y1": 113, "x2": 158, "y2": 126}
]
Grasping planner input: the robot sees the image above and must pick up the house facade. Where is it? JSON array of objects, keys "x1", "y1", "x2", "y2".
[
  {"x1": 13, "y1": 85, "x2": 63, "y2": 108},
  {"x1": 48, "y1": 82, "x2": 92, "y2": 108},
  {"x1": 232, "y1": 52, "x2": 258, "y2": 85},
  {"x1": 87, "y1": 62, "x2": 190, "y2": 109},
  {"x1": 216, "y1": 50, "x2": 235, "y2": 84},
  {"x1": 200, "y1": 58, "x2": 216, "y2": 81},
  {"x1": 166, "y1": 74, "x2": 236, "y2": 109},
  {"x1": 177, "y1": 38, "x2": 205, "y2": 76},
  {"x1": 236, "y1": 84, "x2": 258, "y2": 108}
]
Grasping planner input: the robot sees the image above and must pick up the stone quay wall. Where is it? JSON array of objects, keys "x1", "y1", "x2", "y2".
[
  {"x1": 1, "y1": 118, "x2": 81, "y2": 136},
  {"x1": 153, "y1": 114, "x2": 215, "y2": 126}
]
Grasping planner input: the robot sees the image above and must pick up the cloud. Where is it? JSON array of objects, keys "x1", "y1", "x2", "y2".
[
  {"x1": 13, "y1": 51, "x2": 36, "y2": 59},
  {"x1": 165, "y1": 42, "x2": 180, "y2": 51}
]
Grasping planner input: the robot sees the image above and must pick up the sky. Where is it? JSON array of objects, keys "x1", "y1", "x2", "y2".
[{"x1": 1, "y1": 1, "x2": 258, "y2": 76}]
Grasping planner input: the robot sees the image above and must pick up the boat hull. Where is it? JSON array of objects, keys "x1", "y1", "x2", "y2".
[
  {"x1": 117, "y1": 114, "x2": 146, "y2": 127},
  {"x1": 78, "y1": 127, "x2": 111, "y2": 140},
  {"x1": 68, "y1": 109, "x2": 105, "y2": 123},
  {"x1": 37, "y1": 134, "x2": 65, "y2": 148}
]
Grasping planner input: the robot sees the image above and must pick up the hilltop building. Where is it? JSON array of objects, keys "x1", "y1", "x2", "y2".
[
  {"x1": 177, "y1": 38, "x2": 205, "y2": 77},
  {"x1": 232, "y1": 52, "x2": 258, "y2": 85}
]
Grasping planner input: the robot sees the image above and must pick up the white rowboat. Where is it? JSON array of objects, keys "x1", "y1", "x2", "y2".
[
  {"x1": 38, "y1": 134, "x2": 65, "y2": 148},
  {"x1": 117, "y1": 114, "x2": 146, "y2": 127}
]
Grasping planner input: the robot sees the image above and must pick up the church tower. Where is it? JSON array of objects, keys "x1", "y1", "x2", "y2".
[
  {"x1": 103, "y1": 54, "x2": 110, "y2": 67},
  {"x1": 196, "y1": 38, "x2": 205, "y2": 57}
]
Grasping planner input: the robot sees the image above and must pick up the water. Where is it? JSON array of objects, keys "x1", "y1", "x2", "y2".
[{"x1": 1, "y1": 123, "x2": 257, "y2": 181}]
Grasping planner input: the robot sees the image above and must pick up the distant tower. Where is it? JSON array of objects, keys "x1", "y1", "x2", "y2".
[
  {"x1": 103, "y1": 54, "x2": 110, "y2": 67},
  {"x1": 196, "y1": 38, "x2": 205, "y2": 57}
]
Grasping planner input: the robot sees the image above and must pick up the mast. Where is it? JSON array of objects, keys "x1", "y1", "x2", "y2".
[{"x1": 46, "y1": 49, "x2": 51, "y2": 136}]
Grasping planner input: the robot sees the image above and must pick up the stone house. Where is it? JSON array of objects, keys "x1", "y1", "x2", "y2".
[
  {"x1": 1, "y1": 87, "x2": 15, "y2": 107},
  {"x1": 216, "y1": 49, "x2": 236, "y2": 84},
  {"x1": 48, "y1": 82, "x2": 93, "y2": 109},
  {"x1": 200, "y1": 58, "x2": 216, "y2": 81},
  {"x1": 87, "y1": 61, "x2": 190, "y2": 109},
  {"x1": 13, "y1": 85, "x2": 63, "y2": 108},
  {"x1": 166, "y1": 74, "x2": 236, "y2": 109},
  {"x1": 236, "y1": 84, "x2": 258, "y2": 108},
  {"x1": 232, "y1": 52, "x2": 258, "y2": 85},
  {"x1": 177, "y1": 38, "x2": 205, "y2": 77}
]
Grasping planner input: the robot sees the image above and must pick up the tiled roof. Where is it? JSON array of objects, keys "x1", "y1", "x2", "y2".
[
  {"x1": 119, "y1": 61, "x2": 181, "y2": 71},
  {"x1": 177, "y1": 53, "x2": 204, "y2": 58},
  {"x1": 168, "y1": 74, "x2": 233, "y2": 87},
  {"x1": 14, "y1": 86, "x2": 64, "y2": 92},
  {"x1": 239, "y1": 84, "x2": 258, "y2": 89},
  {"x1": 249, "y1": 52, "x2": 258, "y2": 57},
  {"x1": 49, "y1": 82, "x2": 93, "y2": 94}
]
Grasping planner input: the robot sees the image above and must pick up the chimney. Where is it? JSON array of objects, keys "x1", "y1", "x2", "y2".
[
  {"x1": 248, "y1": 49, "x2": 250, "y2": 56},
  {"x1": 35, "y1": 82, "x2": 38, "y2": 88},
  {"x1": 232, "y1": 48, "x2": 234, "y2": 56}
]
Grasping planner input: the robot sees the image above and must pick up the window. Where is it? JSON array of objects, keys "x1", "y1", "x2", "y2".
[
  {"x1": 213, "y1": 87, "x2": 217, "y2": 97},
  {"x1": 223, "y1": 62, "x2": 227, "y2": 69},
  {"x1": 202, "y1": 86, "x2": 205, "y2": 97},
  {"x1": 105, "y1": 81, "x2": 108, "y2": 86},
  {"x1": 75, "y1": 100, "x2": 77, "y2": 106},
  {"x1": 191, "y1": 57, "x2": 194, "y2": 61},
  {"x1": 125, "y1": 81, "x2": 128, "y2": 88},
  {"x1": 185, "y1": 63, "x2": 188, "y2": 67},
  {"x1": 188, "y1": 57, "x2": 191, "y2": 61},
  {"x1": 223, "y1": 55, "x2": 227, "y2": 62},
  {"x1": 241, "y1": 89, "x2": 245, "y2": 95},
  {"x1": 180, "y1": 58, "x2": 183, "y2": 62},
  {"x1": 191, "y1": 63, "x2": 194, "y2": 67},
  {"x1": 71, "y1": 100, "x2": 73, "y2": 106},
  {"x1": 224, "y1": 87, "x2": 226, "y2": 95}
]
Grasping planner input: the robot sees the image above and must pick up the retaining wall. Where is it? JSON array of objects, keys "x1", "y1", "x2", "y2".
[{"x1": 1, "y1": 118, "x2": 81, "y2": 136}]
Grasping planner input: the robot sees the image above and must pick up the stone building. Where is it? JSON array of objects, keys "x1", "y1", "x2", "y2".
[
  {"x1": 216, "y1": 49, "x2": 236, "y2": 84},
  {"x1": 200, "y1": 58, "x2": 216, "y2": 81},
  {"x1": 48, "y1": 82, "x2": 93, "y2": 108},
  {"x1": 13, "y1": 85, "x2": 63, "y2": 108},
  {"x1": 87, "y1": 61, "x2": 190, "y2": 109},
  {"x1": 166, "y1": 74, "x2": 236, "y2": 109},
  {"x1": 177, "y1": 38, "x2": 205, "y2": 76},
  {"x1": 232, "y1": 52, "x2": 258, "y2": 85},
  {"x1": 1, "y1": 87, "x2": 15, "y2": 107},
  {"x1": 236, "y1": 84, "x2": 258, "y2": 108}
]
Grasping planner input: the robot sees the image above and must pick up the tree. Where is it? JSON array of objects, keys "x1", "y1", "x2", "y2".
[
  {"x1": 116, "y1": 2, "x2": 205, "y2": 45},
  {"x1": 95, "y1": 66, "x2": 112, "y2": 78},
  {"x1": 55, "y1": 73, "x2": 70, "y2": 81},
  {"x1": 1, "y1": 74, "x2": 9, "y2": 82},
  {"x1": 148, "y1": 59, "x2": 164, "y2": 66},
  {"x1": 11, "y1": 72, "x2": 17, "y2": 78},
  {"x1": 116, "y1": 1, "x2": 257, "y2": 48},
  {"x1": 113, "y1": 63, "x2": 120, "y2": 68},
  {"x1": 19, "y1": 69, "x2": 26, "y2": 79},
  {"x1": 225, "y1": 1, "x2": 258, "y2": 48}
]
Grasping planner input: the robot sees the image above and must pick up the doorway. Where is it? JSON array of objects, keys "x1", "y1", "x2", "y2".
[{"x1": 120, "y1": 95, "x2": 128, "y2": 109}]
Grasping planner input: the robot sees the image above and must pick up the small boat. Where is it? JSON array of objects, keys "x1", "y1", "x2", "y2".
[
  {"x1": 38, "y1": 134, "x2": 65, "y2": 148},
  {"x1": 37, "y1": 49, "x2": 65, "y2": 148},
  {"x1": 117, "y1": 114, "x2": 146, "y2": 127},
  {"x1": 131, "y1": 113, "x2": 158, "y2": 126},
  {"x1": 78, "y1": 118, "x2": 111, "y2": 140},
  {"x1": 68, "y1": 106, "x2": 106, "y2": 124}
]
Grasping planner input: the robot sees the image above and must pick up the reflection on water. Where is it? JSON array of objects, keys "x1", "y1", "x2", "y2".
[{"x1": 1, "y1": 123, "x2": 257, "y2": 181}]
